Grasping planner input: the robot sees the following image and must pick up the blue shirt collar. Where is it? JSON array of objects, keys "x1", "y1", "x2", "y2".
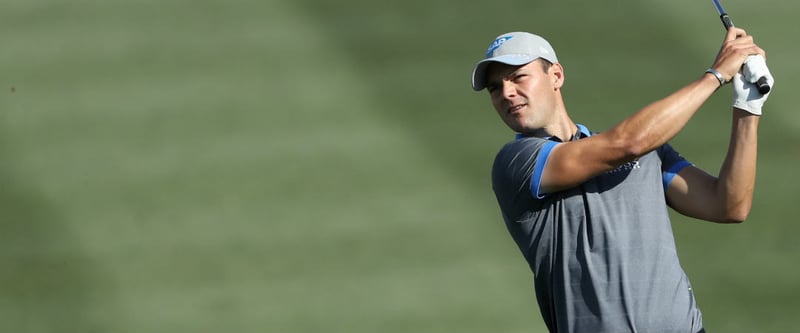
[{"x1": 515, "y1": 124, "x2": 591, "y2": 141}]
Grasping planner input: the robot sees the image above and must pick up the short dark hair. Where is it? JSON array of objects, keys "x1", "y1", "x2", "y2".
[{"x1": 538, "y1": 59, "x2": 553, "y2": 72}]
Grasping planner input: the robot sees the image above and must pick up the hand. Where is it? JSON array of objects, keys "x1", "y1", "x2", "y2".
[
  {"x1": 743, "y1": 54, "x2": 772, "y2": 86},
  {"x1": 711, "y1": 27, "x2": 766, "y2": 82},
  {"x1": 732, "y1": 60, "x2": 774, "y2": 116}
]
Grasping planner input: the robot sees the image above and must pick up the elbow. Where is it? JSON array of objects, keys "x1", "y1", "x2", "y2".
[
  {"x1": 602, "y1": 126, "x2": 654, "y2": 163},
  {"x1": 616, "y1": 126, "x2": 661, "y2": 159},
  {"x1": 611, "y1": 133, "x2": 648, "y2": 161},
  {"x1": 721, "y1": 214, "x2": 747, "y2": 224},
  {"x1": 625, "y1": 142, "x2": 648, "y2": 159},
  {"x1": 719, "y1": 203, "x2": 752, "y2": 224}
]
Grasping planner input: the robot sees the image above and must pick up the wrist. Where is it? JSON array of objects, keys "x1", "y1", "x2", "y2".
[
  {"x1": 705, "y1": 68, "x2": 727, "y2": 88},
  {"x1": 733, "y1": 107, "x2": 762, "y2": 117}
]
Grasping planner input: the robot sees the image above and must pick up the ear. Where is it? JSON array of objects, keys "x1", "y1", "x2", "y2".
[{"x1": 550, "y1": 63, "x2": 565, "y2": 89}]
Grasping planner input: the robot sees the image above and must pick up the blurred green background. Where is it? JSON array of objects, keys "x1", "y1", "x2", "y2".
[{"x1": 1, "y1": 0, "x2": 798, "y2": 332}]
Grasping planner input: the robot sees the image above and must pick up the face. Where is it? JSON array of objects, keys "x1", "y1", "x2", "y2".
[{"x1": 484, "y1": 60, "x2": 562, "y2": 134}]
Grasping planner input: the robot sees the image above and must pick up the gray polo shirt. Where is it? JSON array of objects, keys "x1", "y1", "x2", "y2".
[{"x1": 492, "y1": 125, "x2": 703, "y2": 333}]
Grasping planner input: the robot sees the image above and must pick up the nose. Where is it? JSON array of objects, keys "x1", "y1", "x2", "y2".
[{"x1": 502, "y1": 81, "x2": 517, "y2": 99}]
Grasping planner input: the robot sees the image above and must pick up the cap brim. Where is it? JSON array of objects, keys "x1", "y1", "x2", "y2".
[{"x1": 471, "y1": 54, "x2": 537, "y2": 91}]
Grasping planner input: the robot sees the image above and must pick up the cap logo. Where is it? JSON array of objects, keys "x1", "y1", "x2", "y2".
[{"x1": 486, "y1": 35, "x2": 513, "y2": 58}]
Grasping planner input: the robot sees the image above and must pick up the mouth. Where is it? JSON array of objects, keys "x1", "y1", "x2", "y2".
[{"x1": 507, "y1": 103, "x2": 527, "y2": 114}]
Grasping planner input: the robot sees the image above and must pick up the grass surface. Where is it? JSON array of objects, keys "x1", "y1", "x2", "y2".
[{"x1": 1, "y1": 0, "x2": 798, "y2": 332}]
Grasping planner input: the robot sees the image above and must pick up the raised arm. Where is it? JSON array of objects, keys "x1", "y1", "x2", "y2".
[
  {"x1": 666, "y1": 110, "x2": 759, "y2": 223},
  {"x1": 666, "y1": 38, "x2": 773, "y2": 223},
  {"x1": 540, "y1": 27, "x2": 764, "y2": 195}
]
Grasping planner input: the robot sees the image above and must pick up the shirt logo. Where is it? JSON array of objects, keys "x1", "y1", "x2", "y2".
[
  {"x1": 486, "y1": 36, "x2": 513, "y2": 57},
  {"x1": 607, "y1": 160, "x2": 641, "y2": 174}
]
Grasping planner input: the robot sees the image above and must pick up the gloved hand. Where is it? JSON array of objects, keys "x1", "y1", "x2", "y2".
[
  {"x1": 733, "y1": 55, "x2": 774, "y2": 116},
  {"x1": 743, "y1": 55, "x2": 771, "y2": 88}
]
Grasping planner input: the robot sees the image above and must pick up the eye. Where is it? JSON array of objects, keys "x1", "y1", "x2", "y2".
[
  {"x1": 486, "y1": 83, "x2": 499, "y2": 93},
  {"x1": 513, "y1": 74, "x2": 527, "y2": 82}
]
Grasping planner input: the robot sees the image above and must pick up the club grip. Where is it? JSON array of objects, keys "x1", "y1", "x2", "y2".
[
  {"x1": 720, "y1": 14, "x2": 734, "y2": 30},
  {"x1": 744, "y1": 55, "x2": 771, "y2": 95},
  {"x1": 756, "y1": 77, "x2": 771, "y2": 94}
]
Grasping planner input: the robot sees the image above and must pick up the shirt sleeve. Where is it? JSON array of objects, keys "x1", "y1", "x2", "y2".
[
  {"x1": 530, "y1": 141, "x2": 559, "y2": 199},
  {"x1": 657, "y1": 143, "x2": 693, "y2": 191},
  {"x1": 492, "y1": 138, "x2": 558, "y2": 202}
]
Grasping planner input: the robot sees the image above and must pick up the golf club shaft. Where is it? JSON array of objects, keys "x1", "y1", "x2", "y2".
[
  {"x1": 711, "y1": 0, "x2": 770, "y2": 94},
  {"x1": 712, "y1": 0, "x2": 735, "y2": 29}
]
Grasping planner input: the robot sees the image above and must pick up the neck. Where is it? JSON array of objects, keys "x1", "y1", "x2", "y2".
[
  {"x1": 543, "y1": 120, "x2": 578, "y2": 141},
  {"x1": 523, "y1": 104, "x2": 577, "y2": 141}
]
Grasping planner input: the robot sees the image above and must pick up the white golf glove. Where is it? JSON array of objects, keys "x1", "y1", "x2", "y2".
[{"x1": 733, "y1": 55, "x2": 774, "y2": 116}]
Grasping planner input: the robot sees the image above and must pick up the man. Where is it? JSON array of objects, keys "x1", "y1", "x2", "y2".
[{"x1": 471, "y1": 28, "x2": 773, "y2": 333}]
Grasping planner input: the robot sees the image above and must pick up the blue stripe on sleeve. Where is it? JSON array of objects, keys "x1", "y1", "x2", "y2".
[
  {"x1": 530, "y1": 141, "x2": 559, "y2": 199},
  {"x1": 662, "y1": 160, "x2": 692, "y2": 191}
]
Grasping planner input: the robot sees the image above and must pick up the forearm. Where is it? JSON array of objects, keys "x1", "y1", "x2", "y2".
[
  {"x1": 716, "y1": 109, "x2": 759, "y2": 221},
  {"x1": 607, "y1": 73, "x2": 721, "y2": 158},
  {"x1": 603, "y1": 26, "x2": 763, "y2": 162}
]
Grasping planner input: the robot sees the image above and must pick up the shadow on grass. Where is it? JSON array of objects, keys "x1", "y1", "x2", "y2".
[{"x1": 0, "y1": 96, "x2": 115, "y2": 332}]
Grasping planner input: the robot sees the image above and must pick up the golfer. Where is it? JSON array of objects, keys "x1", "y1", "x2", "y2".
[{"x1": 471, "y1": 27, "x2": 773, "y2": 333}]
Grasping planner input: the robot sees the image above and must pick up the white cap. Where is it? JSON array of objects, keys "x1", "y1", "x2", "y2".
[{"x1": 471, "y1": 32, "x2": 559, "y2": 91}]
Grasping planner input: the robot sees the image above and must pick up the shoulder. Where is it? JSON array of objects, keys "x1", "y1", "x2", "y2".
[
  {"x1": 493, "y1": 137, "x2": 553, "y2": 171},
  {"x1": 492, "y1": 136, "x2": 556, "y2": 187},
  {"x1": 496, "y1": 136, "x2": 549, "y2": 158},
  {"x1": 654, "y1": 143, "x2": 692, "y2": 171}
]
